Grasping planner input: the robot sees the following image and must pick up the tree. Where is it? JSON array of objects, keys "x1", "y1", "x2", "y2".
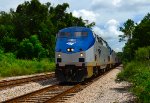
[
  {"x1": 0, "y1": 11, "x2": 17, "y2": 52},
  {"x1": 119, "y1": 19, "x2": 135, "y2": 42},
  {"x1": 119, "y1": 13, "x2": 150, "y2": 61},
  {"x1": 133, "y1": 13, "x2": 150, "y2": 48},
  {"x1": 17, "y1": 35, "x2": 47, "y2": 59},
  {"x1": 14, "y1": 0, "x2": 49, "y2": 40},
  {"x1": 141, "y1": 13, "x2": 150, "y2": 23},
  {"x1": 1, "y1": 36, "x2": 18, "y2": 52}
]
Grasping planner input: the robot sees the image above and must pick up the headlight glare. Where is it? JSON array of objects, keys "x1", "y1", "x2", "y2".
[
  {"x1": 67, "y1": 48, "x2": 70, "y2": 52},
  {"x1": 58, "y1": 54, "x2": 61, "y2": 57},
  {"x1": 71, "y1": 48, "x2": 74, "y2": 51},
  {"x1": 80, "y1": 53, "x2": 83, "y2": 57}
]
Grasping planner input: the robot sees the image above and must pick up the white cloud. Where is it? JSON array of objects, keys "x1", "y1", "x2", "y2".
[
  {"x1": 73, "y1": 9, "x2": 99, "y2": 23},
  {"x1": 92, "y1": 19, "x2": 124, "y2": 52},
  {"x1": 92, "y1": 0, "x2": 123, "y2": 7},
  {"x1": 115, "y1": 48, "x2": 121, "y2": 52},
  {"x1": 112, "y1": 0, "x2": 121, "y2": 6},
  {"x1": 107, "y1": 19, "x2": 119, "y2": 25},
  {"x1": 137, "y1": 20, "x2": 141, "y2": 24},
  {"x1": 91, "y1": 0, "x2": 150, "y2": 11},
  {"x1": 105, "y1": 19, "x2": 121, "y2": 36},
  {"x1": 90, "y1": 0, "x2": 150, "y2": 25},
  {"x1": 93, "y1": 19, "x2": 122, "y2": 40}
]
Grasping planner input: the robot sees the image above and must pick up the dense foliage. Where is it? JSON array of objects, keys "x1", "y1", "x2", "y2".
[
  {"x1": 0, "y1": 49, "x2": 55, "y2": 77},
  {"x1": 118, "y1": 13, "x2": 150, "y2": 102},
  {"x1": 119, "y1": 13, "x2": 150, "y2": 61},
  {"x1": 117, "y1": 60, "x2": 150, "y2": 102},
  {"x1": 0, "y1": 0, "x2": 95, "y2": 60}
]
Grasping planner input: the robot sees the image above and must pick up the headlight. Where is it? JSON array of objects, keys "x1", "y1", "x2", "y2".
[
  {"x1": 71, "y1": 48, "x2": 74, "y2": 51},
  {"x1": 67, "y1": 48, "x2": 70, "y2": 52},
  {"x1": 80, "y1": 53, "x2": 83, "y2": 57},
  {"x1": 67, "y1": 48, "x2": 74, "y2": 52},
  {"x1": 58, "y1": 54, "x2": 61, "y2": 57}
]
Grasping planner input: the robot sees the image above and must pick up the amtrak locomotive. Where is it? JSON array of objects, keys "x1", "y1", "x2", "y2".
[{"x1": 55, "y1": 26, "x2": 119, "y2": 82}]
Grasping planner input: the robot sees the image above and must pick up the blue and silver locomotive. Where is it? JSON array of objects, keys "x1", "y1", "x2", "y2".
[{"x1": 55, "y1": 26, "x2": 119, "y2": 82}]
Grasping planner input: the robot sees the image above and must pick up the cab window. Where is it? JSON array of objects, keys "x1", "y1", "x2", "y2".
[
  {"x1": 74, "y1": 32, "x2": 88, "y2": 37},
  {"x1": 58, "y1": 32, "x2": 70, "y2": 37}
]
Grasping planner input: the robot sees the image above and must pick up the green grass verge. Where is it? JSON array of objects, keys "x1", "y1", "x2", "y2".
[
  {"x1": 117, "y1": 61, "x2": 150, "y2": 103},
  {"x1": 0, "y1": 52, "x2": 55, "y2": 77}
]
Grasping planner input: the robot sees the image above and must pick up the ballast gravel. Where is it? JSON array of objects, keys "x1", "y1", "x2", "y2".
[
  {"x1": 0, "y1": 76, "x2": 57, "y2": 102},
  {"x1": 0, "y1": 66, "x2": 136, "y2": 103},
  {"x1": 65, "y1": 65, "x2": 136, "y2": 103}
]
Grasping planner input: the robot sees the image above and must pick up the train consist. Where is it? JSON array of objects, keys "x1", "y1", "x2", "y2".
[{"x1": 55, "y1": 26, "x2": 120, "y2": 82}]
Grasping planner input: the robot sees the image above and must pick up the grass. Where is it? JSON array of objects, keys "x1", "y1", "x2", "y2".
[
  {"x1": 0, "y1": 52, "x2": 55, "y2": 77},
  {"x1": 117, "y1": 60, "x2": 150, "y2": 103}
]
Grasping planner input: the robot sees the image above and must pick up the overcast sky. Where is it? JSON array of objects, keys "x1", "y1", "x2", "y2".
[{"x1": 0, "y1": 0, "x2": 150, "y2": 52}]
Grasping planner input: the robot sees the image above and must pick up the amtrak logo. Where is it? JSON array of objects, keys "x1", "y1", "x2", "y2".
[
  {"x1": 67, "y1": 42, "x2": 75, "y2": 45},
  {"x1": 66, "y1": 39, "x2": 76, "y2": 45}
]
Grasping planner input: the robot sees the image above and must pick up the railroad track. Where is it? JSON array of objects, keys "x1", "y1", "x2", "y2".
[
  {"x1": 0, "y1": 73, "x2": 55, "y2": 90},
  {"x1": 2, "y1": 69, "x2": 113, "y2": 103}
]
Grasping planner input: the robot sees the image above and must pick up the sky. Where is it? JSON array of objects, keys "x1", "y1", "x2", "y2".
[{"x1": 0, "y1": 0, "x2": 150, "y2": 52}]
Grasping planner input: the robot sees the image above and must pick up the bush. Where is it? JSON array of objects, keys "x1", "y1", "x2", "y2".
[
  {"x1": 0, "y1": 52, "x2": 55, "y2": 77},
  {"x1": 0, "y1": 49, "x2": 4, "y2": 61},
  {"x1": 135, "y1": 46, "x2": 150, "y2": 61},
  {"x1": 117, "y1": 61, "x2": 150, "y2": 102},
  {"x1": 1, "y1": 36, "x2": 18, "y2": 52},
  {"x1": 17, "y1": 35, "x2": 47, "y2": 59}
]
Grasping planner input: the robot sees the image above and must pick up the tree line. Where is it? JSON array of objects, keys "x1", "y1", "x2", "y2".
[
  {"x1": 118, "y1": 13, "x2": 150, "y2": 61},
  {"x1": 117, "y1": 13, "x2": 150, "y2": 102},
  {"x1": 0, "y1": 0, "x2": 95, "y2": 60}
]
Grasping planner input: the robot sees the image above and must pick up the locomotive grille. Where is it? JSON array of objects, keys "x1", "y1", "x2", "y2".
[
  {"x1": 65, "y1": 65, "x2": 76, "y2": 69},
  {"x1": 79, "y1": 58, "x2": 85, "y2": 62},
  {"x1": 57, "y1": 58, "x2": 62, "y2": 62}
]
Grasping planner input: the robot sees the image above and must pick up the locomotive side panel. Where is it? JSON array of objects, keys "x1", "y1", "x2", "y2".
[
  {"x1": 110, "y1": 50, "x2": 117, "y2": 67},
  {"x1": 85, "y1": 46, "x2": 95, "y2": 78},
  {"x1": 94, "y1": 36, "x2": 110, "y2": 69}
]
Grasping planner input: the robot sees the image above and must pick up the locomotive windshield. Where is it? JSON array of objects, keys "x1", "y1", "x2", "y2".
[
  {"x1": 58, "y1": 32, "x2": 88, "y2": 38},
  {"x1": 74, "y1": 32, "x2": 88, "y2": 37},
  {"x1": 58, "y1": 32, "x2": 70, "y2": 38}
]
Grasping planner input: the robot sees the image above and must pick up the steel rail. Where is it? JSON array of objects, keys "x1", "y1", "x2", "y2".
[
  {"x1": 44, "y1": 84, "x2": 81, "y2": 103},
  {"x1": 0, "y1": 73, "x2": 54, "y2": 90},
  {"x1": 2, "y1": 84, "x2": 59, "y2": 103}
]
